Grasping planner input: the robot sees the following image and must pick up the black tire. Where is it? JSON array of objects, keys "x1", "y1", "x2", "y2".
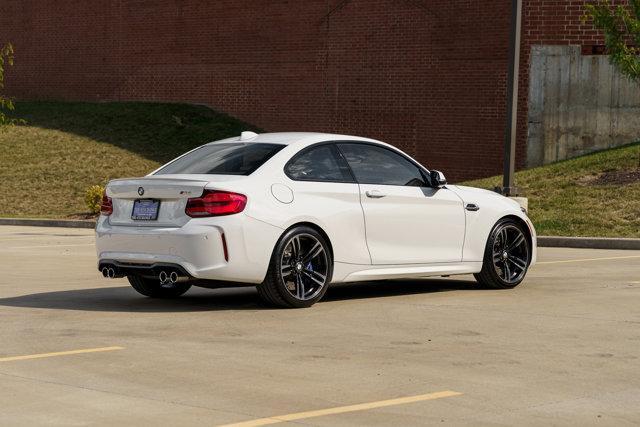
[
  {"x1": 127, "y1": 275, "x2": 192, "y2": 298},
  {"x1": 257, "y1": 226, "x2": 333, "y2": 308},
  {"x1": 474, "y1": 218, "x2": 531, "y2": 289}
]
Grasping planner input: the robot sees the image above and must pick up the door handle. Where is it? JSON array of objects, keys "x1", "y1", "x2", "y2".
[{"x1": 365, "y1": 190, "x2": 386, "y2": 199}]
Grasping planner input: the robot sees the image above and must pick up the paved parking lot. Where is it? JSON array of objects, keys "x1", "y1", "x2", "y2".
[{"x1": 0, "y1": 225, "x2": 639, "y2": 426}]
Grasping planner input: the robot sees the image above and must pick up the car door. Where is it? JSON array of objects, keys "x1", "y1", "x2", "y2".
[
  {"x1": 283, "y1": 143, "x2": 371, "y2": 266},
  {"x1": 337, "y1": 142, "x2": 465, "y2": 265}
]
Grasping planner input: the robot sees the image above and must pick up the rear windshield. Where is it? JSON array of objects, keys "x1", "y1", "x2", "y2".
[{"x1": 154, "y1": 143, "x2": 285, "y2": 176}]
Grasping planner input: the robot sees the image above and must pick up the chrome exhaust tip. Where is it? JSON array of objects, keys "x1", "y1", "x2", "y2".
[
  {"x1": 107, "y1": 268, "x2": 116, "y2": 279},
  {"x1": 169, "y1": 271, "x2": 178, "y2": 284},
  {"x1": 101, "y1": 267, "x2": 109, "y2": 278},
  {"x1": 159, "y1": 270, "x2": 169, "y2": 284}
]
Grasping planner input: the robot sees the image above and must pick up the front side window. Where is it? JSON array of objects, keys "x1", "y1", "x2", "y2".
[
  {"x1": 337, "y1": 143, "x2": 428, "y2": 187},
  {"x1": 155, "y1": 143, "x2": 285, "y2": 175},
  {"x1": 285, "y1": 144, "x2": 354, "y2": 182}
]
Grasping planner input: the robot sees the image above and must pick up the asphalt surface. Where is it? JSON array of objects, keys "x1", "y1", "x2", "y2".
[{"x1": 0, "y1": 225, "x2": 639, "y2": 426}]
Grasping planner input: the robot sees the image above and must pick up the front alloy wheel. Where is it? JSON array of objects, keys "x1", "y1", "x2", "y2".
[
  {"x1": 258, "y1": 226, "x2": 332, "y2": 308},
  {"x1": 475, "y1": 218, "x2": 531, "y2": 289}
]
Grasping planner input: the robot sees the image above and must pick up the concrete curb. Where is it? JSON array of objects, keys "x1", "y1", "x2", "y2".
[
  {"x1": 0, "y1": 218, "x2": 638, "y2": 250},
  {"x1": 538, "y1": 236, "x2": 640, "y2": 250},
  {"x1": 0, "y1": 218, "x2": 96, "y2": 229}
]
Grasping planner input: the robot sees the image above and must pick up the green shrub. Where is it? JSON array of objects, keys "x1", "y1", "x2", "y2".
[
  {"x1": 85, "y1": 184, "x2": 105, "y2": 214},
  {"x1": 1, "y1": 43, "x2": 26, "y2": 129}
]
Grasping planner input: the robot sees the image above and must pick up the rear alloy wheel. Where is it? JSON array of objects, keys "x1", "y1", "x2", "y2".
[
  {"x1": 127, "y1": 275, "x2": 192, "y2": 298},
  {"x1": 258, "y1": 226, "x2": 332, "y2": 308},
  {"x1": 474, "y1": 219, "x2": 531, "y2": 289}
]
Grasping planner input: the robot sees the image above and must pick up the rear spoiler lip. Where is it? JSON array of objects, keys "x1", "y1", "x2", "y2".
[
  {"x1": 108, "y1": 176, "x2": 210, "y2": 184},
  {"x1": 108, "y1": 174, "x2": 249, "y2": 185}
]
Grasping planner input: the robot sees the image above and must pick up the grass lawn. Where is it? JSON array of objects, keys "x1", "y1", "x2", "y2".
[
  {"x1": 0, "y1": 101, "x2": 638, "y2": 237},
  {"x1": 463, "y1": 142, "x2": 640, "y2": 238},
  {"x1": 0, "y1": 101, "x2": 258, "y2": 218}
]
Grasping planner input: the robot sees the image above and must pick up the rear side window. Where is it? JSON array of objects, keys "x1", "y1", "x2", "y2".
[
  {"x1": 155, "y1": 143, "x2": 284, "y2": 176},
  {"x1": 337, "y1": 143, "x2": 428, "y2": 187},
  {"x1": 285, "y1": 144, "x2": 354, "y2": 183}
]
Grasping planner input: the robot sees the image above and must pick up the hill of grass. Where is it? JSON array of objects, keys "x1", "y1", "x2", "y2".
[
  {"x1": 1, "y1": 101, "x2": 638, "y2": 237},
  {"x1": 0, "y1": 101, "x2": 259, "y2": 218},
  {"x1": 463, "y1": 143, "x2": 640, "y2": 238}
]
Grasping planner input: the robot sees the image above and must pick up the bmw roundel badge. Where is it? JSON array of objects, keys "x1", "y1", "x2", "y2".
[{"x1": 138, "y1": 187, "x2": 145, "y2": 196}]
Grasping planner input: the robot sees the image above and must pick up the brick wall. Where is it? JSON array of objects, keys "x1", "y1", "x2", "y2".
[{"x1": 0, "y1": 0, "x2": 621, "y2": 181}]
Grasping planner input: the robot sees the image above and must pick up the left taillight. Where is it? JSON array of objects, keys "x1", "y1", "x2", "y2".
[
  {"x1": 185, "y1": 190, "x2": 247, "y2": 217},
  {"x1": 100, "y1": 191, "x2": 113, "y2": 216}
]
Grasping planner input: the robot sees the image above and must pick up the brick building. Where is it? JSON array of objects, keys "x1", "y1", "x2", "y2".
[{"x1": 0, "y1": 1, "x2": 633, "y2": 181}]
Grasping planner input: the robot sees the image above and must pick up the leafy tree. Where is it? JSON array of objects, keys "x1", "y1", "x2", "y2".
[
  {"x1": 0, "y1": 43, "x2": 23, "y2": 129},
  {"x1": 584, "y1": 1, "x2": 640, "y2": 80}
]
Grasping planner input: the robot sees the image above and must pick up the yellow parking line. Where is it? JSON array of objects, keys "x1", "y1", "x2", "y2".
[
  {"x1": 0, "y1": 346, "x2": 124, "y2": 362},
  {"x1": 219, "y1": 391, "x2": 462, "y2": 427},
  {"x1": 538, "y1": 255, "x2": 640, "y2": 265}
]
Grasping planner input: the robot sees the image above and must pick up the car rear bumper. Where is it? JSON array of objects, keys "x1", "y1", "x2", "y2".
[{"x1": 95, "y1": 214, "x2": 283, "y2": 284}]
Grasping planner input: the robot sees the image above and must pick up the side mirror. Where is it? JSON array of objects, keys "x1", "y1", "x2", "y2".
[{"x1": 430, "y1": 170, "x2": 447, "y2": 187}]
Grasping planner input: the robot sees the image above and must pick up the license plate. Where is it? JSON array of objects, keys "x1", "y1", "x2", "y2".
[{"x1": 132, "y1": 199, "x2": 160, "y2": 220}]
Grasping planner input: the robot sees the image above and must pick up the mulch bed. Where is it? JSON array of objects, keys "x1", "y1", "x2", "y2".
[{"x1": 579, "y1": 169, "x2": 640, "y2": 186}]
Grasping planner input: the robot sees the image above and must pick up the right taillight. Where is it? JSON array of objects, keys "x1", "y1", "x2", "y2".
[
  {"x1": 100, "y1": 191, "x2": 113, "y2": 216},
  {"x1": 185, "y1": 190, "x2": 247, "y2": 217}
]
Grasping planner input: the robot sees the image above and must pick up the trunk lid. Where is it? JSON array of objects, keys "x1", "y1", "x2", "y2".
[{"x1": 106, "y1": 176, "x2": 241, "y2": 227}]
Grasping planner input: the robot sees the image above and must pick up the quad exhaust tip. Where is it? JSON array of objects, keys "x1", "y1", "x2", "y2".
[{"x1": 100, "y1": 264, "x2": 188, "y2": 283}]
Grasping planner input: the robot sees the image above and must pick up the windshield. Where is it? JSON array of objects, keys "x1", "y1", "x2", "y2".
[{"x1": 154, "y1": 143, "x2": 285, "y2": 176}]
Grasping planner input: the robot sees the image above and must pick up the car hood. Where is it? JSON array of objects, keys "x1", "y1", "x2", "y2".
[{"x1": 448, "y1": 185, "x2": 521, "y2": 210}]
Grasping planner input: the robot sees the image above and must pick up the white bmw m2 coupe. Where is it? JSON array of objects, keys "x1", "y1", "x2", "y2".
[{"x1": 96, "y1": 132, "x2": 536, "y2": 308}]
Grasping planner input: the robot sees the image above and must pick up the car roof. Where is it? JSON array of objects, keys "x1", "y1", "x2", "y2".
[{"x1": 211, "y1": 132, "x2": 383, "y2": 147}]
